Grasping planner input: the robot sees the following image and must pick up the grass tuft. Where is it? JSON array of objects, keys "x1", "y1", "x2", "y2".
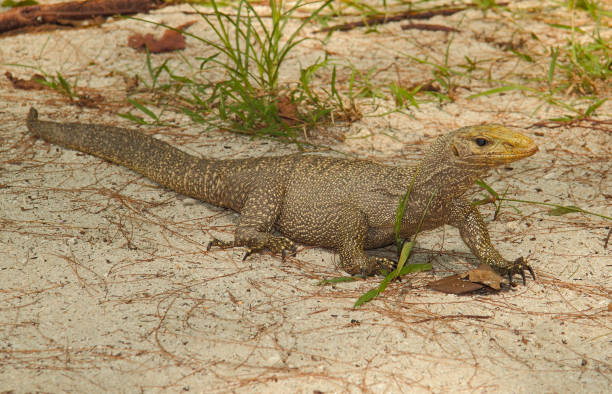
[{"x1": 123, "y1": 0, "x2": 362, "y2": 142}]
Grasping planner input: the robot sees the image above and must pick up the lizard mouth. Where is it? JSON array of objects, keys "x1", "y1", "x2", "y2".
[
  {"x1": 474, "y1": 145, "x2": 539, "y2": 164},
  {"x1": 499, "y1": 144, "x2": 538, "y2": 160}
]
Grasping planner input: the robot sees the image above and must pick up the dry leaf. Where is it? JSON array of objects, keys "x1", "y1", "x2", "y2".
[
  {"x1": 5, "y1": 71, "x2": 45, "y2": 90},
  {"x1": 428, "y1": 274, "x2": 485, "y2": 294},
  {"x1": 429, "y1": 264, "x2": 504, "y2": 294},
  {"x1": 466, "y1": 264, "x2": 503, "y2": 290},
  {"x1": 128, "y1": 21, "x2": 196, "y2": 53},
  {"x1": 277, "y1": 95, "x2": 299, "y2": 125}
]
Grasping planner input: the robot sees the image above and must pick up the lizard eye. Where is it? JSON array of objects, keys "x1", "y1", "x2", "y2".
[{"x1": 475, "y1": 138, "x2": 488, "y2": 147}]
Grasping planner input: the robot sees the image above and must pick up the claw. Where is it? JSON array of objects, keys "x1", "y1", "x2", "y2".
[
  {"x1": 206, "y1": 237, "x2": 221, "y2": 251},
  {"x1": 243, "y1": 248, "x2": 252, "y2": 261},
  {"x1": 527, "y1": 265, "x2": 536, "y2": 280},
  {"x1": 281, "y1": 244, "x2": 297, "y2": 261},
  {"x1": 506, "y1": 257, "x2": 536, "y2": 286}
]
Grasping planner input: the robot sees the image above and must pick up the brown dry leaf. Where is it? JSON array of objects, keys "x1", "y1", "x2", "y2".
[
  {"x1": 5, "y1": 71, "x2": 45, "y2": 90},
  {"x1": 74, "y1": 93, "x2": 105, "y2": 108},
  {"x1": 428, "y1": 274, "x2": 485, "y2": 294},
  {"x1": 128, "y1": 21, "x2": 196, "y2": 53},
  {"x1": 277, "y1": 95, "x2": 299, "y2": 126},
  {"x1": 465, "y1": 264, "x2": 503, "y2": 290},
  {"x1": 608, "y1": 301, "x2": 612, "y2": 312},
  {"x1": 429, "y1": 264, "x2": 503, "y2": 294}
]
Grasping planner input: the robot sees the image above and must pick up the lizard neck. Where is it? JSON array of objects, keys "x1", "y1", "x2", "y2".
[
  {"x1": 410, "y1": 133, "x2": 490, "y2": 198},
  {"x1": 412, "y1": 158, "x2": 485, "y2": 198}
]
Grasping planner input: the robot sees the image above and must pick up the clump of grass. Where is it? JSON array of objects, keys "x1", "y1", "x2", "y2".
[
  {"x1": 32, "y1": 71, "x2": 78, "y2": 101},
  {"x1": 3, "y1": 63, "x2": 102, "y2": 107},
  {"x1": 554, "y1": 35, "x2": 612, "y2": 96},
  {"x1": 386, "y1": 0, "x2": 611, "y2": 120},
  {"x1": 475, "y1": 179, "x2": 612, "y2": 222},
  {"x1": 124, "y1": 0, "x2": 360, "y2": 142}
]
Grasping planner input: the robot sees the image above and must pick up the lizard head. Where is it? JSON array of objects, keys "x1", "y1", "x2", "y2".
[{"x1": 448, "y1": 125, "x2": 538, "y2": 167}]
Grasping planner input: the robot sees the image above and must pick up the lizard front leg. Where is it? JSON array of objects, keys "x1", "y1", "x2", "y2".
[
  {"x1": 449, "y1": 199, "x2": 535, "y2": 285},
  {"x1": 207, "y1": 184, "x2": 296, "y2": 259},
  {"x1": 333, "y1": 205, "x2": 395, "y2": 276}
]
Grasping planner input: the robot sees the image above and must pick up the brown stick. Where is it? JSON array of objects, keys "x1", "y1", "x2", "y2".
[
  {"x1": 401, "y1": 23, "x2": 460, "y2": 33},
  {"x1": 316, "y1": 7, "x2": 466, "y2": 33},
  {"x1": 316, "y1": 2, "x2": 509, "y2": 33},
  {"x1": 0, "y1": 0, "x2": 163, "y2": 34}
]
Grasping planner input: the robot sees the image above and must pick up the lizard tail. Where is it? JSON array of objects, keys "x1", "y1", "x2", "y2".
[
  {"x1": 26, "y1": 108, "x2": 225, "y2": 204},
  {"x1": 26, "y1": 107, "x2": 40, "y2": 135}
]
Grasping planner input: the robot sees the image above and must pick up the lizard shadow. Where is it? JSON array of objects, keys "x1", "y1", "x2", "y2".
[{"x1": 365, "y1": 245, "x2": 479, "y2": 277}]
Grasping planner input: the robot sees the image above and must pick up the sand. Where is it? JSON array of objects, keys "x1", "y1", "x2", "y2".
[{"x1": 0, "y1": 1, "x2": 610, "y2": 392}]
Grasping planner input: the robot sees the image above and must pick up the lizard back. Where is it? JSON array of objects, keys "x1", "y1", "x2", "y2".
[{"x1": 26, "y1": 108, "x2": 294, "y2": 212}]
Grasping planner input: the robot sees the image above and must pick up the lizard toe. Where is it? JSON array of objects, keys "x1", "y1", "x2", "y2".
[
  {"x1": 281, "y1": 243, "x2": 298, "y2": 261},
  {"x1": 358, "y1": 256, "x2": 396, "y2": 276},
  {"x1": 505, "y1": 257, "x2": 535, "y2": 286},
  {"x1": 373, "y1": 256, "x2": 396, "y2": 274},
  {"x1": 207, "y1": 237, "x2": 235, "y2": 251},
  {"x1": 242, "y1": 242, "x2": 267, "y2": 260}
]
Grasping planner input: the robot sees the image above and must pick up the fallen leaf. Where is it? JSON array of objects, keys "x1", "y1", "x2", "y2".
[
  {"x1": 128, "y1": 21, "x2": 196, "y2": 53},
  {"x1": 428, "y1": 274, "x2": 485, "y2": 294},
  {"x1": 0, "y1": 0, "x2": 162, "y2": 35},
  {"x1": 73, "y1": 92, "x2": 104, "y2": 108},
  {"x1": 429, "y1": 264, "x2": 504, "y2": 294},
  {"x1": 466, "y1": 264, "x2": 503, "y2": 290},
  {"x1": 277, "y1": 94, "x2": 299, "y2": 125},
  {"x1": 5, "y1": 71, "x2": 45, "y2": 90}
]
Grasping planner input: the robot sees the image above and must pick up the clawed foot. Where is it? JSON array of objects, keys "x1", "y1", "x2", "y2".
[
  {"x1": 502, "y1": 257, "x2": 535, "y2": 286},
  {"x1": 206, "y1": 237, "x2": 235, "y2": 251},
  {"x1": 206, "y1": 236, "x2": 297, "y2": 261},
  {"x1": 359, "y1": 256, "x2": 396, "y2": 277}
]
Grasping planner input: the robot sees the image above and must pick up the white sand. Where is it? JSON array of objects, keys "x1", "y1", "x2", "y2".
[{"x1": 0, "y1": 1, "x2": 610, "y2": 392}]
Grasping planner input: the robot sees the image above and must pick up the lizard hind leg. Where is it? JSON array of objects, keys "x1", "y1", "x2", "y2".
[
  {"x1": 206, "y1": 231, "x2": 296, "y2": 261},
  {"x1": 206, "y1": 184, "x2": 296, "y2": 261},
  {"x1": 333, "y1": 206, "x2": 396, "y2": 276}
]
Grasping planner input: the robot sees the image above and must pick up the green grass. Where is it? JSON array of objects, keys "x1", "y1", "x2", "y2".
[
  {"x1": 352, "y1": 186, "x2": 438, "y2": 307},
  {"x1": 386, "y1": 1, "x2": 612, "y2": 120},
  {"x1": 122, "y1": 0, "x2": 364, "y2": 142},
  {"x1": 123, "y1": 0, "x2": 610, "y2": 131},
  {"x1": 3, "y1": 63, "x2": 87, "y2": 104},
  {"x1": 475, "y1": 179, "x2": 612, "y2": 222}
]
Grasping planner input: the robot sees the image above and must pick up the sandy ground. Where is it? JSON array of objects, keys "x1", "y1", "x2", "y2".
[{"x1": 0, "y1": 0, "x2": 610, "y2": 392}]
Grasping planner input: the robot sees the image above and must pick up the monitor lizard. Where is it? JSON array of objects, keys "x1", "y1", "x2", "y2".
[{"x1": 26, "y1": 107, "x2": 537, "y2": 284}]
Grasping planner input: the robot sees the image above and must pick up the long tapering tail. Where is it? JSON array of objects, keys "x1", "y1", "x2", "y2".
[{"x1": 26, "y1": 107, "x2": 225, "y2": 204}]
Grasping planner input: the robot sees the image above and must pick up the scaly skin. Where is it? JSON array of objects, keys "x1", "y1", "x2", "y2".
[{"x1": 26, "y1": 108, "x2": 538, "y2": 284}]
